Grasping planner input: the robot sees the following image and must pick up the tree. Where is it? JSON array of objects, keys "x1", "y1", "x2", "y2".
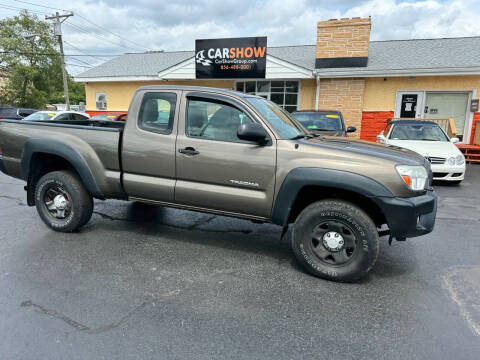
[{"x1": 0, "y1": 11, "x2": 85, "y2": 108}]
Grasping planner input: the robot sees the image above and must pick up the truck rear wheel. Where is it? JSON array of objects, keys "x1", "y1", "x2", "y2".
[
  {"x1": 35, "y1": 170, "x2": 93, "y2": 232},
  {"x1": 291, "y1": 199, "x2": 379, "y2": 282}
]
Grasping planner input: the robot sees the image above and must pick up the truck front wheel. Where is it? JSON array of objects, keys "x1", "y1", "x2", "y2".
[
  {"x1": 291, "y1": 199, "x2": 379, "y2": 282},
  {"x1": 35, "y1": 170, "x2": 93, "y2": 232}
]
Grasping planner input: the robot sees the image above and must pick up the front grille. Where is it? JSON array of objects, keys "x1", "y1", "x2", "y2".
[
  {"x1": 433, "y1": 172, "x2": 448, "y2": 178},
  {"x1": 427, "y1": 156, "x2": 446, "y2": 165}
]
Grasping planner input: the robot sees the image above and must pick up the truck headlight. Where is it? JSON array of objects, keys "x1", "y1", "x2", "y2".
[
  {"x1": 456, "y1": 154, "x2": 465, "y2": 165},
  {"x1": 448, "y1": 157, "x2": 456, "y2": 166},
  {"x1": 396, "y1": 165, "x2": 428, "y2": 191}
]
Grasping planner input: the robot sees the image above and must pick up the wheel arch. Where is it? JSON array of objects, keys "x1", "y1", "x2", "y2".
[
  {"x1": 22, "y1": 139, "x2": 104, "y2": 205},
  {"x1": 271, "y1": 168, "x2": 392, "y2": 227}
]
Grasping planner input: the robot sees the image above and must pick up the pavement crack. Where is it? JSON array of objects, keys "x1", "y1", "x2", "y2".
[
  {"x1": 21, "y1": 300, "x2": 148, "y2": 334},
  {"x1": 0, "y1": 195, "x2": 26, "y2": 206},
  {"x1": 187, "y1": 215, "x2": 216, "y2": 230},
  {"x1": 93, "y1": 211, "x2": 128, "y2": 222}
]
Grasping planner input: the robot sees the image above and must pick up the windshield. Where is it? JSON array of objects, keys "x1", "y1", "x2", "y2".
[
  {"x1": 292, "y1": 112, "x2": 343, "y2": 131},
  {"x1": 245, "y1": 97, "x2": 308, "y2": 139},
  {"x1": 23, "y1": 112, "x2": 55, "y2": 121},
  {"x1": 389, "y1": 123, "x2": 449, "y2": 142}
]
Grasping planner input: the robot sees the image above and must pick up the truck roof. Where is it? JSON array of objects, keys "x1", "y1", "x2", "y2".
[{"x1": 135, "y1": 85, "x2": 258, "y2": 99}]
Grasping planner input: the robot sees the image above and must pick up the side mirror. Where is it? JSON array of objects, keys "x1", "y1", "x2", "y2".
[
  {"x1": 346, "y1": 126, "x2": 356, "y2": 133},
  {"x1": 376, "y1": 134, "x2": 386, "y2": 143},
  {"x1": 237, "y1": 123, "x2": 268, "y2": 143},
  {"x1": 450, "y1": 137, "x2": 460, "y2": 143}
]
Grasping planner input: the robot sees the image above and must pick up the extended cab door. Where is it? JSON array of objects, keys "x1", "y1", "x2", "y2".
[
  {"x1": 121, "y1": 89, "x2": 180, "y2": 202},
  {"x1": 174, "y1": 91, "x2": 277, "y2": 219}
]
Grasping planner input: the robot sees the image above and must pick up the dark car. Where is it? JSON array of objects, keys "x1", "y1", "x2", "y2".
[
  {"x1": 291, "y1": 110, "x2": 356, "y2": 136},
  {"x1": 90, "y1": 113, "x2": 127, "y2": 122},
  {"x1": 0, "y1": 107, "x2": 38, "y2": 120}
]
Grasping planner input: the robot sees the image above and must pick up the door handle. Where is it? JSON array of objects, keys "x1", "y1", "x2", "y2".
[{"x1": 178, "y1": 147, "x2": 200, "y2": 156}]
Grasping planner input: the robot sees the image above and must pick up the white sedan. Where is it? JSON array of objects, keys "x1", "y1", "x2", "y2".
[
  {"x1": 377, "y1": 120, "x2": 466, "y2": 184},
  {"x1": 22, "y1": 110, "x2": 90, "y2": 122}
]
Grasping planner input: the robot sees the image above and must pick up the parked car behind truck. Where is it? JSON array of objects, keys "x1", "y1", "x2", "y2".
[
  {"x1": 377, "y1": 120, "x2": 466, "y2": 183},
  {"x1": 291, "y1": 110, "x2": 356, "y2": 136},
  {"x1": 0, "y1": 86, "x2": 437, "y2": 282},
  {"x1": 0, "y1": 106, "x2": 38, "y2": 120}
]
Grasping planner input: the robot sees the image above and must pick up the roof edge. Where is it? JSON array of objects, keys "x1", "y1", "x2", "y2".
[{"x1": 315, "y1": 66, "x2": 480, "y2": 78}]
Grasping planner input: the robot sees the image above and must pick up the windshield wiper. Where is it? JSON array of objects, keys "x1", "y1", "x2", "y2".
[{"x1": 289, "y1": 134, "x2": 313, "y2": 140}]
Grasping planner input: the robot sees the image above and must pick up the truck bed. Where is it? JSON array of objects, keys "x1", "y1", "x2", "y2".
[{"x1": 0, "y1": 120, "x2": 125, "y2": 197}]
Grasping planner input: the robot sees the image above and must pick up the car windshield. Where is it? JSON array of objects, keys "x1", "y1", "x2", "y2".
[
  {"x1": 245, "y1": 97, "x2": 308, "y2": 139},
  {"x1": 389, "y1": 123, "x2": 449, "y2": 142},
  {"x1": 292, "y1": 112, "x2": 343, "y2": 131},
  {"x1": 23, "y1": 112, "x2": 55, "y2": 121}
]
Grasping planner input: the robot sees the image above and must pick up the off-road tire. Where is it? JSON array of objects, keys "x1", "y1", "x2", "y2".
[
  {"x1": 291, "y1": 199, "x2": 379, "y2": 282},
  {"x1": 35, "y1": 170, "x2": 93, "y2": 232}
]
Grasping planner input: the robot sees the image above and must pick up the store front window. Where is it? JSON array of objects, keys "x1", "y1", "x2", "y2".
[{"x1": 235, "y1": 80, "x2": 299, "y2": 113}]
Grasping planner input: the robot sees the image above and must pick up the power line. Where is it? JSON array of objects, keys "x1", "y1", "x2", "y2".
[
  {"x1": 0, "y1": 51, "x2": 121, "y2": 56},
  {"x1": 0, "y1": 2, "x2": 48, "y2": 15},
  {"x1": 3, "y1": 1, "x2": 148, "y2": 53},
  {"x1": 63, "y1": 21, "x2": 139, "y2": 52},
  {"x1": 65, "y1": 63, "x2": 92, "y2": 68},
  {"x1": 14, "y1": 0, "x2": 151, "y2": 51},
  {"x1": 14, "y1": 0, "x2": 67, "y2": 11},
  {"x1": 64, "y1": 41, "x2": 111, "y2": 61},
  {"x1": 66, "y1": 55, "x2": 94, "y2": 67}
]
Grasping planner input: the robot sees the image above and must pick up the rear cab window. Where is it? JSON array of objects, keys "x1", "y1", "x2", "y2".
[{"x1": 138, "y1": 92, "x2": 177, "y2": 134}]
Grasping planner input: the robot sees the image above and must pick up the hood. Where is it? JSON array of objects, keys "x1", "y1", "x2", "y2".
[
  {"x1": 300, "y1": 136, "x2": 426, "y2": 166},
  {"x1": 386, "y1": 140, "x2": 462, "y2": 158},
  {"x1": 310, "y1": 129, "x2": 345, "y2": 137}
]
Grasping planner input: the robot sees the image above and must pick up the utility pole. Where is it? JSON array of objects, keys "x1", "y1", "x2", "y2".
[{"x1": 45, "y1": 11, "x2": 74, "y2": 110}]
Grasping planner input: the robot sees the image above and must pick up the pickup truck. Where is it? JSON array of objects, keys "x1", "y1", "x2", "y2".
[{"x1": 0, "y1": 85, "x2": 437, "y2": 282}]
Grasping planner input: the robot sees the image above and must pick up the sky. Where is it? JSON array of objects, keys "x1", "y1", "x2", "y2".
[{"x1": 1, "y1": 0, "x2": 480, "y2": 75}]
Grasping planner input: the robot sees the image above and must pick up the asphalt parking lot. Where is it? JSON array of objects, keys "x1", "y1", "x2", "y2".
[{"x1": 0, "y1": 166, "x2": 479, "y2": 360}]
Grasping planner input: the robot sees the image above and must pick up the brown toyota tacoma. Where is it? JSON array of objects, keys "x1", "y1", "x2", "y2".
[{"x1": 0, "y1": 86, "x2": 437, "y2": 282}]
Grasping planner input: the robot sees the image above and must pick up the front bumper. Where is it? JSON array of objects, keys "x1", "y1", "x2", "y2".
[
  {"x1": 373, "y1": 190, "x2": 437, "y2": 239},
  {"x1": 431, "y1": 164, "x2": 465, "y2": 181}
]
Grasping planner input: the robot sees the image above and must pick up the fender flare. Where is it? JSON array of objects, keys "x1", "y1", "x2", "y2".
[
  {"x1": 271, "y1": 167, "x2": 394, "y2": 226},
  {"x1": 21, "y1": 138, "x2": 104, "y2": 198}
]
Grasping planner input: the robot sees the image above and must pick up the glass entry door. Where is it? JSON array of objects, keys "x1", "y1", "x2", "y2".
[{"x1": 424, "y1": 92, "x2": 469, "y2": 141}]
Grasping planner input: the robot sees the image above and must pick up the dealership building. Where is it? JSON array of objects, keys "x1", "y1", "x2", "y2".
[{"x1": 75, "y1": 17, "x2": 480, "y2": 144}]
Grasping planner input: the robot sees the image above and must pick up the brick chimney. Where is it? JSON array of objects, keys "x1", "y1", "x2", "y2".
[{"x1": 315, "y1": 17, "x2": 371, "y2": 68}]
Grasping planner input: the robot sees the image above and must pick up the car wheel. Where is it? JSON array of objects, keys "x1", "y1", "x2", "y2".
[
  {"x1": 35, "y1": 170, "x2": 93, "y2": 232},
  {"x1": 291, "y1": 199, "x2": 379, "y2": 282}
]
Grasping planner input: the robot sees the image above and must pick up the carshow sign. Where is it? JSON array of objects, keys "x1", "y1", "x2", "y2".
[{"x1": 195, "y1": 37, "x2": 267, "y2": 79}]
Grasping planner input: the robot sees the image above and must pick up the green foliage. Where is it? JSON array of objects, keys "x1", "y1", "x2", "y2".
[{"x1": 0, "y1": 11, "x2": 85, "y2": 108}]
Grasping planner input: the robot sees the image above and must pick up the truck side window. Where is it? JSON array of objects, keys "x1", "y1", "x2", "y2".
[
  {"x1": 138, "y1": 92, "x2": 177, "y2": 134},
  {"x1": 186, "y1": 99, "x2": 254, "y2": 142}
]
